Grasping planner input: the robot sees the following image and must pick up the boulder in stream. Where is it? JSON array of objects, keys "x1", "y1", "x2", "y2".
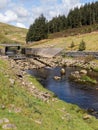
[
  {"x1": 54, "y1": 76, "x2": 61, "y2": 80},
  {"x1": 60, "y1": 68, "x2": 66, "y2": 76}
]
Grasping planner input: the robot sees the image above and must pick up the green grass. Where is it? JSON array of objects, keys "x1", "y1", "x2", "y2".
[
  {"x1": 0, "y1": 22, "x2": 27, "y2": 44},
  {"x1": 1, "y1": 57, "x2": 98, "y2": 129},
  {"x1": 0, "y1": 22, "x2": 98, "y2": 129},
  {"x1": 30, "y1": 24, "x2": 98, "y2": 51},
  {"x1": 31, "y1": 31, "x2": 98, "y2": 51},
  {"x1": 81, "y1": 75, "x2": 97, "y2": 84},
  {"x1": 0, "y1": 22, "x2": 98, "y2": 51}
]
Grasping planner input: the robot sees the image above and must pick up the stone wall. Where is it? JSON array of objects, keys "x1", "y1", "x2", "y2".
[{"x1": 65, "y1": 51, "x2": 98, "y2": 59}]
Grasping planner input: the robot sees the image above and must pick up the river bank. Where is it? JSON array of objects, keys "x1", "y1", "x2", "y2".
[
  {"x1": 28, "y1": 66, "x2": 98, "y2": 117},
  {"x1": 1, "y1": 55, "x2": 98, "y2": 129},
  {"x1": 5, "y1": 54, "x2": 98, "y2": 71},
  {"x1": 6, "y1": 54, "x2": 98, "y2": 88}
]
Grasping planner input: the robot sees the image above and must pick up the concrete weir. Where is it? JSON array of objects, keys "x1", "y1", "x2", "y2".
[{"x1": 25, "y1": 47, "x2": 63, "y2": 58}]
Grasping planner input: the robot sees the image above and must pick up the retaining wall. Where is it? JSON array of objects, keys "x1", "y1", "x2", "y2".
[{"x1": 65, "y1": 51, "x2": 98, "y2": 59}]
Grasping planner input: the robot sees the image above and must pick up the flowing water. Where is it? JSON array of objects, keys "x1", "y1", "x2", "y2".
[{"x1": 27, "y1": 66, "x2": 98, "y2": 116}]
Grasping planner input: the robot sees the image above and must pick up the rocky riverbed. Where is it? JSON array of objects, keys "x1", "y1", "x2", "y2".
[
  {"x1": 7, "y1": 55, "x2": 98, "y2": 71},
  {"x1": 1, "y1": 55, "x2": 98, "y2": 88}
]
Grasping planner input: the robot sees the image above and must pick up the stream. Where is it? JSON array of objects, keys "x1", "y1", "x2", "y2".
[{"x1": 27, "y1": 66, "x2": 98, "y2": 117}]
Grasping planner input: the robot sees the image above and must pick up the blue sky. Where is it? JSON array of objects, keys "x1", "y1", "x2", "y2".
[{"x1": 0, "y1": 0, "x2": 97, "y2": 28}]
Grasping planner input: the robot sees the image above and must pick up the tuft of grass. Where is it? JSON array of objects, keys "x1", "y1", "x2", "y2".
[{"x1": 81, "y1": 75, "x2": 97, "y2": 84}]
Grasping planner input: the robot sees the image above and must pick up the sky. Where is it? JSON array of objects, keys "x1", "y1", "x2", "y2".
[{"x1": 0, "y1": 0, "x2": 97, "y2": 28}]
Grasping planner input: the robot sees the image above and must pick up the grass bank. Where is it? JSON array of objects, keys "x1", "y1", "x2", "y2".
[{"x1": 0, "y1": 57, "x2": 98, "y2": 130}]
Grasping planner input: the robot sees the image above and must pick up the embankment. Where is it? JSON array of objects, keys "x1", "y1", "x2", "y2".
[{"x1": 0, "y1": 55, "x2": 98, "y2": 129}]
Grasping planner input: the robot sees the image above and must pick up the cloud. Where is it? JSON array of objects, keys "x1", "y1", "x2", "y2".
[
  {"x1": 31, "y1": 0, "x2": 82, "y2": 22},
  {"x1": 16, "y1": 22, "x2": 26, "y2": 28},
  {"x1": 0, "y1": 10, "x2": 17, "y2": 23},
  {"x1": 40, "y1": 0, "x2": 57, "y2": 5},
  {"x1": 0, "y1": 0, "x2": 10, "y2": 9},
  {"x1": 62, "y1": 0, "x2": 81, "y2": 9},
  {"x1": 0, "y1": 0, "x2": 85, "y2": 28},
  {"x1": 14, "y1": 6, "x2": 29, "y2": 17}
]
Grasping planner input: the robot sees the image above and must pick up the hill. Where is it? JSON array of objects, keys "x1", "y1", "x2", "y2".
[
  {"x1": 0, "y1": 22, "x2": 98, "y2": 51},
  {"x1": 31, "y1": 29, "x2": 98, "y2": 51},
  {"x1": 0, "y1": 22, "x2": 27, "y2": 44}
]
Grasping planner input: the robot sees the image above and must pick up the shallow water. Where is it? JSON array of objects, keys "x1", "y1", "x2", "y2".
[{"x1": 27, "y1": 67, "x2": 98, "y2": 114}]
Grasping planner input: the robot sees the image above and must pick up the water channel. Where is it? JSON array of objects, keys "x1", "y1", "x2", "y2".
[{"x1": 27, "y1": 66, "x2": 98, "y2": 117}]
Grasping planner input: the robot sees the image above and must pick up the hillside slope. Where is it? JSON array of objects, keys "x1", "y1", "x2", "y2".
[
  {"x1": 0, "y1": 57, "x2": 98, "y2": 129},
  {"x1": 0, "y1": 22, "x2": 27, "y2": 44},
  {"x1": 31, "y1": 31, "x2": 98, "y2": 51},
  {"x1": 0, "y1": 22, "x2": 98, "y2": 51}
]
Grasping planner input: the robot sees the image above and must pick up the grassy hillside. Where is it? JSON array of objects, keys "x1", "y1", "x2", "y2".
[
  {"x1": 0, "y1": 57, "x2": 98, "y2": 129},
  {"x1": 49, "y1": 24, "x2": 98, "y2": 39},
  {"x1": 0, "y1": 22, "x2": 27, "y2": 44},
  {"x1": 28, "y1": 24, "x2": 98, "y2": 51},
  {"x1": 31, "y1": 31, "x2": 98, "y2": 51},
  {"x1": 0, "y1": 22, "x2": 98, "y2": 51}
]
